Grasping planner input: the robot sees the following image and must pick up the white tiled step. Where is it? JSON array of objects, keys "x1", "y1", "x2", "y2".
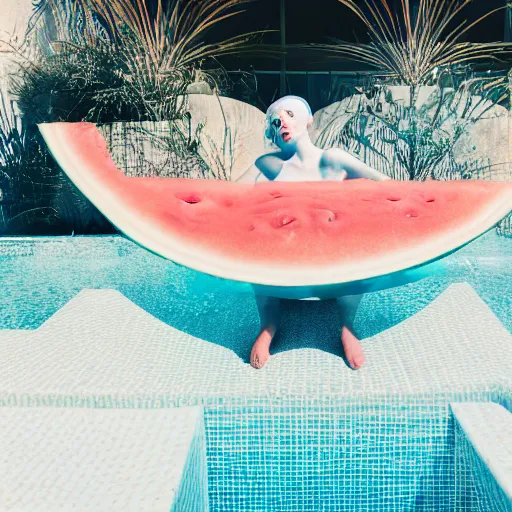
[
  {"x1": 0, "y1": 407, "x2": 208, "y2": 512},
  {"x1": 0, "y1": 283, "x2": 511, "y2": 402},
  {"x1": 451, "y1": 402, "x2": 512, "y2": 501}
]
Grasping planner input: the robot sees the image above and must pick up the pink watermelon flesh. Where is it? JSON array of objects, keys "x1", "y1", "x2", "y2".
[{"x1": 38, "y1": 122, "x2": 512, "y2": 291}]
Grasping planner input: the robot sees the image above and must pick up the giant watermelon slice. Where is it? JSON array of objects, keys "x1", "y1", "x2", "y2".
[{"x1": 39, "y1": 122, "x2": 512, "y2": 299}]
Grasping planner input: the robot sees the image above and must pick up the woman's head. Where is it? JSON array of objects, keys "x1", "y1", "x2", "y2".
[{"x1": 265, "y1": 96, "x2": 313, "y2": 150}]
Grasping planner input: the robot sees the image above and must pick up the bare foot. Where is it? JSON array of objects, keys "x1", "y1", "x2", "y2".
[
  {"x1": 250, "y1": 327, "x2": 274, "y2": 369},
  {"x1": 341, "y1": 326, "x2": 365, "y2": 370}
]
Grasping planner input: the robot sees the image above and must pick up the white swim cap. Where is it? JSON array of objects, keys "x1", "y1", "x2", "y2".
[
  {"x1": 264, "y1": 95, "x2": 312, "y2": 148},
  {"x1": 266, "y1": 95, "x2": 312, "y2": 119}
]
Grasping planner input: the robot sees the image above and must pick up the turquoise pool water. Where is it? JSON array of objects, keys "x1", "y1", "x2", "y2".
[
  {"x1": 1, "y1": 230, "x2": 511, "y2": 512},
  {"x1": 0, "y1": 230, "x2": 510, "y2": 342}
]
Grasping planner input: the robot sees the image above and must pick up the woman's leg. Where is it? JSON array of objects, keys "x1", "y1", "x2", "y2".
[
  {"x1": 336, "y1": 294, "x2": 365, "y2": 370},
  {"x1": 250, "y1": 295, "x2": 281, "y2": 369}
]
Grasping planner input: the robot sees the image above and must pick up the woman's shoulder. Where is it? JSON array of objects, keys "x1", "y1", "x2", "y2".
[
  {"x1": 255, "y1": 151, "x2": 288, "y2": 165},
  {"x1": 320, "y1": 147, "x2": 346, "y2": 165}
]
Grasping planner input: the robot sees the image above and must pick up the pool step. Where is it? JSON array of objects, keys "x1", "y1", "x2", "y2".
[
  {"x1": 0, "y1": 407, "x2": 208, "y2": 512},
  {"x1": 451, "y1": 402, "x2": 512, "y2": 508}
]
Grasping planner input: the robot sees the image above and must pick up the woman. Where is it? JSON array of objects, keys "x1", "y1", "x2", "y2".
[{"x1": 248, "y1": 95, "x2": 390, "y2": 370}]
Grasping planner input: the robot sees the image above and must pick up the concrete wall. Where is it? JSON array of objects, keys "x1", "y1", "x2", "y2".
[{"x1": 0, "y1": 0, "x2": 36, "y2": 119}]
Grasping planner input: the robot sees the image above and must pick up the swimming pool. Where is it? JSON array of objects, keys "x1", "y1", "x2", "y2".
[
  {"x1": 1, "y1": 229, "x2": 511, "y2": 336},
  {"x1": 1, "y1": 230, "x2": 511, "y2": 511}
]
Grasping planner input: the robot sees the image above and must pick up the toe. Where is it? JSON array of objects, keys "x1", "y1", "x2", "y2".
[
  {"x1": 250, "y1": 349, "x2": 270, "y2": 369},
  {"x1": 349, "y1": 353, "x2": 365, "y2": 370},
  {"x1": 250, "y1": 351, "x2": 263, "y2": 369}
]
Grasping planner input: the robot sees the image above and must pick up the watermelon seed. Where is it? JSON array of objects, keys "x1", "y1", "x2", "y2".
[
  {"x1": 425, "y1": 198, "x2": 435, "y2": 203},
  {"x1": 387, "y1": 197, "x2": 401, "y2": 202},
  {"x1": 248, "y1": 225, "x2": 255, "y2": 231},
  {"x1": 274, "y1": 215, "x2": 296, "y2": 228},
  {"x1": 325, "y1": 210, "x2": 336, "y2": 222},
  {"x1": 180, "y1": 195, "x2": 201, "y2": 204},
  {"x1": 406, "y1": 211, "x2": 419, "y2": 218}
]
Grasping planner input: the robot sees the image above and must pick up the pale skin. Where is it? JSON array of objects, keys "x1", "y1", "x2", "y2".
[{"x1": 249, "y1": 98, "x2": 390, "y2": 370}]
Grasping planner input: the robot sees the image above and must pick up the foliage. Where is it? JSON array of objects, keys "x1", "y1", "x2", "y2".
[
  {"x1": 306, "y1": 0, "x2": 512, "y2": 188},
  {"x1": 11, "y1": 39, "x2": 193, "y2": 124},
  {"x1": 79, "y1": 0, "x2": 263, "y2": 73},
  {"x1": 13, "y1": 0, "x2": 267, "y2": 123},
  {"x1": 0, "y1": 91, "x2": 113, "y2": 235},
  {"x1": 315, "y1": 69, "x2": 509, "y2": 181},
  {"x1": 306, "y1": 0, "x2": 512, "y2": 102}
]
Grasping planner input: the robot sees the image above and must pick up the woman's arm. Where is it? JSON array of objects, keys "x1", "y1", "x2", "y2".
[{"x1": 321, "y1": 148, "x2": 391, "y2": 181}]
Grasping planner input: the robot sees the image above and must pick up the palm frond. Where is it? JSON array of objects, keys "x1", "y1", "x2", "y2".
[
  {"x1": 78, "y1": 0, "x2": 260, "y2": 75},
  {"x1": 303, "y1": 0, "x2": 512, "y2": 87}
]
